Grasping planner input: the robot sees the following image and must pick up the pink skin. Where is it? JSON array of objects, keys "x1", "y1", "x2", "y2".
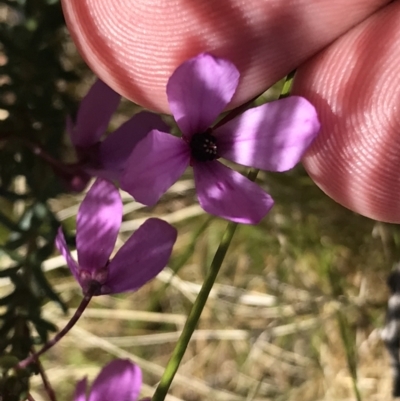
[
  {"x1": 292, "y1": 1, "x2": 400, "y2": 223},
  {"x1": 61, "y1": 0, "x2": 396, "y2": 221}
]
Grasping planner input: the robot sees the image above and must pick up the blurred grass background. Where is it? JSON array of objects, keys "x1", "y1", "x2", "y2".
[
  {"x1": 0, "y1": 1, "x2": 398, "y2": 400},
  {"x1": 30, "y1": 165, "x2": 397, "y2": 401}
]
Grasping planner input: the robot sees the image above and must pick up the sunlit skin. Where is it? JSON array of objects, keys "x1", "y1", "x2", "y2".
[
  {"x1": 292, "y1": 1, "x2": 400, "y2": 223},
  {"x1": 61, "y1": 0, "x2": 398, "y2": 222}
]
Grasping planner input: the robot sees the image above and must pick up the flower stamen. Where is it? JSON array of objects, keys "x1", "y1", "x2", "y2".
[{"x1": 190, "y1": 132, "x2": 219, "y2": 162}]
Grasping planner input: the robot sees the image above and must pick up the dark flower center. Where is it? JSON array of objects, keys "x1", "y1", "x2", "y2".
[{"x1": 189, "y1": 132, "x2": 219, "y2": 162}]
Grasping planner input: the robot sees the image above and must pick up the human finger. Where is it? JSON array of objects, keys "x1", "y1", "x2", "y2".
[
  {"x1": 292, "y1": 0, "x2": 400, "y2": 222},
  {"x1": 61, "y1": 0, "x2": 389, "y2": 113}
]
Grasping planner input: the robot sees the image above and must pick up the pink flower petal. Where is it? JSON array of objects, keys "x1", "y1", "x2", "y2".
[
  {"x1": 76, "y1": 178, "x2": 122, "y2": 273},
  {"x1": 88, "y1": 359, "x2": 141, "y2": 401},
  {"x1": 70, "y1": 79, "x2": 121, "y2": 148},
  {"x1": 167, "y1": 53, "x2": 239, "y2": 137},
  {"x1": 120, "y1": 130, "x2": 190, "y2": 206},
  {"x1": 215, "y1": 96, "x2": 320, "y2": 172},
  {"x1": 73, "y1": 378, "x2": 88, "y2": 401},
  {"x1": 98, "y1": 111, "x2": 169, "y2": 178},
  {"x1": 193, "y1": 161, "x2": 274, "y2": 224},
  {"x1": 105, "y1": 218, "x2": 177, "y2": 294},
  {"x1": 55, "y1": 227, "x2": 81, "y2": 285}
]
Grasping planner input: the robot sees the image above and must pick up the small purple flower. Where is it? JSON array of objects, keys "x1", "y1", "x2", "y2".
[
  {"x1": 56, "y1": 178, "x2": 177, "y2": 295},
  {"x1": 73, "y1": 359, "x2": 142, "y2": 401},
  {"x1": 67, "y1": 79, "x2": 168, "y2": 182},
  {"x1": 120, "y1": 53, "x2": 321, "y2": 224}
]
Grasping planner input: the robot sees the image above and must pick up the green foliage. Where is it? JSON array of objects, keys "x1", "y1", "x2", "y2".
[{"x1": 0, "y1": 1, "x2": 79, "y2": 398}]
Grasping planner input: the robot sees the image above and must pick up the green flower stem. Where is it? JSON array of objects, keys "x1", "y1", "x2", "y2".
[
  {"x1": 152, "y1": 222, "x2": 238, "y2": 401},
  {"x1": 152, "y1": 168, "x2": 259, "y2": 401},
  {"x1": 281, "y1": 69, "x2": 296, "y2": 97}
]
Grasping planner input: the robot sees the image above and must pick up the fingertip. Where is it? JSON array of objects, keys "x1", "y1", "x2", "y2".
[
  {"x1": 292, "y1": 0, "x2": 400, "y2": 222},
  {"x1": 61, "y1": 0, "x2": 389, "y2": 113}
]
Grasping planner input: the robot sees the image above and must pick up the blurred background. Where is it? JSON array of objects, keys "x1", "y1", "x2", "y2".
[{"x1": 0, "y1": 1, "x2": 398, "y2": 400}]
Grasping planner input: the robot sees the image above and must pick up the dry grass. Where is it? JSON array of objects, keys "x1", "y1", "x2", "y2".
[{"x1": 16, "y1": 162, "x2": 398, "y2": 401}]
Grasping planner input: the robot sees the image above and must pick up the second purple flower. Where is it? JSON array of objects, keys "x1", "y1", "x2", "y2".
[
  {"x1": 67, "y1": 79, "x2": 168, "y2": 183},
  {"x1": 56, "y1": 178, "x2": 177, "y2": 295}
]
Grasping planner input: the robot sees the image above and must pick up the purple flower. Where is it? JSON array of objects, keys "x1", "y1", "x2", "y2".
[
  {"x1": 67, "y1": 79, "x2": 168, "y2": 182},
  {"x1": 56, "y1": 178, "x2": 177, "y2": 295},
  {"x1": 120, "y1": 53, "x2": 321, "y2": 224},
  {"x1": 73, "y1": 359, "x2": 142, "y2": 401}
]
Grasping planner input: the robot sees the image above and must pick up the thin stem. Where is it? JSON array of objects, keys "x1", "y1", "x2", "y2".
[
  {"x1": 280, "y1": 69, "x2": 296, "y2": 97},
  {"x1": 35, "y1": 355, "x2": 58, "y2": 401},
  {"x1": 152, "y1": 168, "x2": 260, "y2": 401},
  {"x1": 336, "y1": 311, "x2": 362, "y2": 401},
  {"x1": 22, "y1": 138, "x2": 87, "y2": 182},
  {"x1": 152, "y1": 221, "x2": 239, "y2": 401},
  {"x1": 17, "y1": 289, "x2": 94, "y2": 370},
  {"x1": 213, "y1": 93, "x2": 260, "y2": 130},
  {"x1": 1, "y1": 132, "x2": 86, "y2": 180},
  {"x1": 326, "y1": 263, "x2": 362, "y2": 401}
]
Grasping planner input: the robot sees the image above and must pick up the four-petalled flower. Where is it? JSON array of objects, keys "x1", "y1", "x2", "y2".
[
  {"x1": 56, "y1": 178, "x2": 177, "y2": 295},
  {"x1": 121, "y1": 53, "x2": 320, "y2": 224}
]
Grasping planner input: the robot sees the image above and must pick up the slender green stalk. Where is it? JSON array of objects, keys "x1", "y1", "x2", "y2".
[
  {"x1": 336, "y1": 311, "x2": 362, "y2": 401},
  {"x1": 280, "y1": 69, "x2": 296, "y2": 97},
  {"x1": 326, "y1": 263, "x2": 362, "y2": 401},
  {"x1": 152, "y1": 168, "x2": 259, "y2": 401},
  {"x1": 152, "y1": 220, "x2": 239, "y2": 401}
]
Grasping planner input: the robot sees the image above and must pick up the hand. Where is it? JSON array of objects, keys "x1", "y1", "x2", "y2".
[{"x1": 61, "y1": 0, "x2": 396, "y2": 221}]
